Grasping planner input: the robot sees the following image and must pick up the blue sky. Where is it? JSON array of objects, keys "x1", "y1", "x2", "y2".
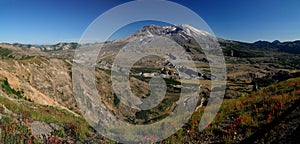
[{"x1": 0, "y1": 0, "x2": 300, "y2": 44}]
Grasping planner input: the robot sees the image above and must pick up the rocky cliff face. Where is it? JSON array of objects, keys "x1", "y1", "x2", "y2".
[
  {"x1": 0, "y1": 56, "x2": 75, "y2": 109},
  {"x1": 0, "y1": 43, "x2": 78, "y2": 111}
]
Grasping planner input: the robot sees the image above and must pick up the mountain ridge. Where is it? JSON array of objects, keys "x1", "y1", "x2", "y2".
[{"x1": 1, "y1": 24, "x2": 300, "y2": 54}]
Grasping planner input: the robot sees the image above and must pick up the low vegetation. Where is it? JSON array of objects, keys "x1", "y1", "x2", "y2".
[
  {"x1": 0, "y1": 47, "x2": 13, "y2": 59},
  {"x1": 0, "y1": 85, "x2": 94, "y2": 143},
  {"x1": 1, "y1": 78, "x2": 24, "y2": 99},
  {"x1": 162, "y1": 77, "x2": 300, "y2": 143}
]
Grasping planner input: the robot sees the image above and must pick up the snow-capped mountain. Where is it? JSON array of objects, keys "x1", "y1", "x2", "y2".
[{"x1": 116, "y1": 24, "x2": 214, "y2": 47}]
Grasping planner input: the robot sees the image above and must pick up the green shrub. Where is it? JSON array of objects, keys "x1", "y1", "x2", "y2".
[
  {"x1": 0, "y1": 47, "x2": 12, "y2": 58},
  {"x1": 1, "y1": 78, "x2": 24, "y2": 99}
]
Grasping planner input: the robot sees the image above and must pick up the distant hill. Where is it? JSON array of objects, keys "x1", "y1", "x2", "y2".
[
  {"x1": 254, "y1": 40, "x2": 300, "y2": 54},
  {"x1": 219, "y1": 39, "x2": 300, "y2": 56}
]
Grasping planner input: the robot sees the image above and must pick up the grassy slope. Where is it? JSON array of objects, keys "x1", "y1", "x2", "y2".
[
  {"x1": 163, "y1": 77, "x2": 300, "y2": 143},
  {"x1": 0, "y1": 88, "x2": 93, "y2": 143}
]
